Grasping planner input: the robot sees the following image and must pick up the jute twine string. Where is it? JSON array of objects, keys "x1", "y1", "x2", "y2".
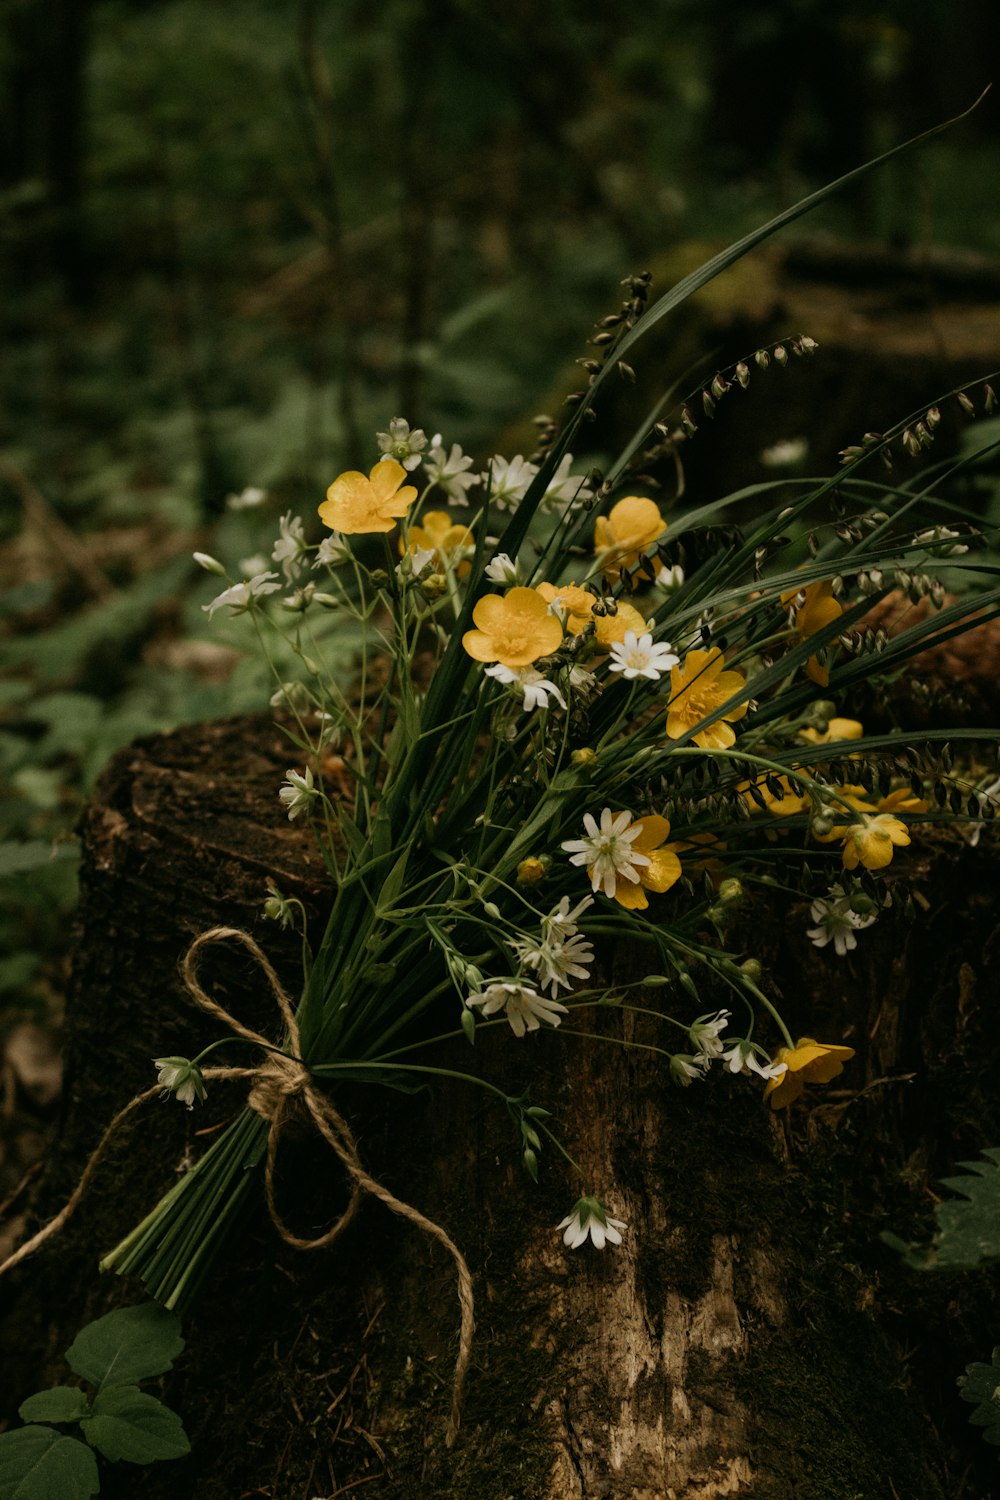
[{"x1": 0, "y1": 925, "x2": 475, "y2": 1447}]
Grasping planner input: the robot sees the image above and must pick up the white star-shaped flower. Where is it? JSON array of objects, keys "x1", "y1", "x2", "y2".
[
  {"x1": 425, "y1": 434, "x2": 479, "y2": 503},
  {"x1": 561, "y1": 808, "x2": 649, "y2": 898},
  {"x1": 203, "y1": 571, "x2": 281, "y2": 617},
  {"x1": 376, "y1": 417, "x2": 427, "y2": 470},
  {"x1": 485, "y1": 663, "x2": 567, "y2": 713},
  {"x1": 465, "y1": 981, "x2": 568, "y2": 1038},
  {"x1": 557, "y1": 1195, "x2": 626, "y2": 1250},
  {"x1": 608, "y1": 630, "x2": 680, "y2": 681},
  {"x1": 483, "y1": 454, "x2": 539, "y2": 510}
]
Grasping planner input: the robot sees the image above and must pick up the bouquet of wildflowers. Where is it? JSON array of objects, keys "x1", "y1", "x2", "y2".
[{"x1": 65, "y1": 108, "x2": 996, "y2": 1429}]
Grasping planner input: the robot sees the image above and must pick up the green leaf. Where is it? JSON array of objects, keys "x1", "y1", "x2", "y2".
[
  {"x1": 959, "y1": 1348, "x2": 1000, "y2": 1448},
  {"x1": 64, "y1": 1303, "x2": 184, "y2": 1391},
  {"x1": 886, "y1": 1147, "x2": 1000, "y2": 1269},
  {"x1": 18, "y1": 1388, "x2": 90, "y2": 1424},
  {"x1": 80, "y1": 1388, "x2": 190, "y2": 1464},
  {"x1": 0, "y1": 1426, "x2": 99, "y2": 1499},
  {"x1": 935, "y1": 1149, "x2": 1000, "y2": 1267},
  {"x1": 0, "y1": 840, "x2": 79, "y2": 880}
]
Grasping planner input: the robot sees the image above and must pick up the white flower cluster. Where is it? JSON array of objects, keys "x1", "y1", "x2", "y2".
[
  {"x1": 562, "y1": 809, "x2": 649, "y2": 898},
  {"x1": 670, "y1": 1010, "x2": 786, "y2": 1086},
  {"x1": 806, "y1": 883, "x2": 878, "y2": 956},
  {"x1": 484, "y1": 452, "x2": 592, "y2": 512},
  {"x1": 508, "y1": 895, "x2": 595, "y2": 996},
  {"x1": 466, "y1": 898, "x2": 595, "y2": 1035}
]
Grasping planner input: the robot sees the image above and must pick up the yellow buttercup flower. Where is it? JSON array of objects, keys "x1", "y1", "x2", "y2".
[
  {"x1": 594, "y1": 496, "x2": 666, "y2": 576},
  {"x1": 612, "y1": 815, "x2": 682, "y2": 910},
  {"x1": 740, "y1": 773, "x2": 811, "y2": 818},
  {"x1": 463, "y1": 587, "x2": 563, "y2": 668},
  {"x1": 319, "y1": 460, "x2": 418, "y2": 535},
  {"x1": 764, "y1": 1037, "x2": 856, "y2": 1110},
  {"x1": 798, "y1": 717, "x2": 863, "y2": 746},
  {"x1": 536, "y1": 581, "x2": 597, "y2": 634},
  {"x1": 403, "y1": 509, "x2": 474, "y2": 576},
  {"x1": 809, "y1": 785, "x2": 875, "y2": 845},
  {"x1": 840, "y1": 813, "x2": 911, "y2": 871},
  {"x1": 593, "y1": 602, "x2": 648, "y2": 648},
  {"x1": 876, "y1": 788, "x2": 928, "y2": 816},
  {"x1": 666, "y1": 648, "x2": 748, "y2": 750},
  {"x1": 534, "y1": 583, "x2": 648, "y2": 649},
  {"x1": 781, "y1": 581, "x2": 843, "y2": 687}
]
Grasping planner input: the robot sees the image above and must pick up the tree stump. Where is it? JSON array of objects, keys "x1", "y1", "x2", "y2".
[{"x1": 3, "y1": 716, "x2": 1000, "y2": 1499}]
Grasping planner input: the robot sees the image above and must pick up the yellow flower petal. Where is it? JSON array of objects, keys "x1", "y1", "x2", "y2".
[
  {"x1": 640, "y1": 847, "x2": 682, "y2": 893},
  {"x1": 594, "y1": 495, "x2": 666, "y2": 574},
  {"x1": 462, "y1": 587, "x2": 563, "y2": 667},
  {"x1": 630, "y1": 815, "x2": 672, "y2": 853},
  {"x1": 613, "y1": 880, "x2": 650, "y2": 910},
  {"x1": 594, "y1": 602, "x2": 648, "y2": 647},
  {"x1": 320, "y1": 461, "x2": 417, "y2": 534},
  {"x1": 765, "y1": 1037, "x2": 855, "y2": 1109},
  {"x1": 536, "y1": 581, "x2": 595, "y2": 633}
]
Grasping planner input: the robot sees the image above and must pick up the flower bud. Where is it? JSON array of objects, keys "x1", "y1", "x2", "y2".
[
  {"x1": 153, "y1": 1056, "x2": 207, "y2": 1110},
  {"x1": 517, "y1": 856, "x2": 549, "y2": 886},
  {"x1": 717, "y1": 878, "x2": 744, "y2": 906},
  {"x1": 193, "y1": 552, "x2": 227, "y2": 576},
  {"x1": 739, "y1": 958, "x2": 763, "y2": 984}
]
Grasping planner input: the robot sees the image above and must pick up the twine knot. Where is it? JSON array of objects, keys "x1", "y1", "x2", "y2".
[{"x1": 246, "y1": 1053, "x2": 311, "y2": 1120}]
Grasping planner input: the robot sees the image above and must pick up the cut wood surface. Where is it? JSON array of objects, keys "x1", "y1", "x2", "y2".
[{"x1": 2, "y1": 716, "x2": 1000, "y2": 1499}]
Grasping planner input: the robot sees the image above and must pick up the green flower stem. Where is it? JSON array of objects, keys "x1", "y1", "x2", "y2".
[
  {"x1": 738, "y1": 980, "x2": 795, "y2": 1051},
  {"x1": 659, "y1": 744, "x2": 865, "y2": 818}
]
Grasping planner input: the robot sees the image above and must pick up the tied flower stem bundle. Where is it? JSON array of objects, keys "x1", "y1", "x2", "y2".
[{"x1": 11, "y1": 95, "x2": 988, "y2": 1441}]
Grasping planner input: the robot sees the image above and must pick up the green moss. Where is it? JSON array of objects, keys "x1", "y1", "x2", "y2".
[{"x1": 740, "y1": 1305, "x2": 946, "y2": 1500}]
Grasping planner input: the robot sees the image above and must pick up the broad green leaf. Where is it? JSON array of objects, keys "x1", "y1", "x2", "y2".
[
  {"x1": 933, "y1": 1149, "x2": 1000, "y2": 1267},
  {"x1": 65, "y1": 1303, "x2": 184, "y2": 1391},
  {"x1": 18, "y1": 1388, "x2": 90, "y2": 1424},
  {"x1": 959, "y1": 1348, "x2": 1000, "y2": 1449},
  {"x1": 885, "y1": 1147, "x2": 1000, "y2": 1270},
  {"x1": 80, "y1": 1388, "x2": 190, "y2": 1464},
  {"x1": 0, "y1": 1426, "x2": 99, "y2": 1500}
]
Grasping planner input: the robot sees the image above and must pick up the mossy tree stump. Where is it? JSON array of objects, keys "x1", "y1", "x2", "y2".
[{"x1": 2, "y1": 717, "x2": 1000, "y2": 1499}]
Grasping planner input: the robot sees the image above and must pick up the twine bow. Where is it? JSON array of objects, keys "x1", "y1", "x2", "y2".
[{"x1": 0, "y1": 925, "x2": 475, "y2": 1447}]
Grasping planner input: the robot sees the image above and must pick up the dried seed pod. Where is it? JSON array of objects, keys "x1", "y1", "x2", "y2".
[
  {"x1": 734, "y1": 361, "x2": 750, "y2": 389},
  {"x1": 957, "y1": 391, "x2": 976, "y2": 416},
  {"x1": 925, "y1": 406, "x2": 941, "y2": 429},
  {"x1": 985, "y1": 384, "x2": 997, "y2": 414},
  {"x1": 773, "y1": 344, "x2": 788, "y2": 365},
  {"x1": 710, "y1": 373, "x2": 729, "y2": 400},
  {"x1": 702, "y1": 390, "x2": 717, "y2": 418},
  {"x1": 755, "y1": 349, "x2": 770, "y2": 370}
]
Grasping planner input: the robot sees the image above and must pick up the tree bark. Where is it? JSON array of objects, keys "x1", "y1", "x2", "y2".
[{"x1": 2, "y1": 717, "x2": 1000, "y2": 1499}]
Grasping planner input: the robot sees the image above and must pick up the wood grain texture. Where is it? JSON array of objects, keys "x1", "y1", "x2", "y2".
[{"x1": 3, "y1": 718, "x2": 1000, "y2": 1498}]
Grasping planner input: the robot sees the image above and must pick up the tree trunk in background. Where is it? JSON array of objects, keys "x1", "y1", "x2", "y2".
[{"x1": 2, "y1": 718, "x2": 1000, "y2": 1499}]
